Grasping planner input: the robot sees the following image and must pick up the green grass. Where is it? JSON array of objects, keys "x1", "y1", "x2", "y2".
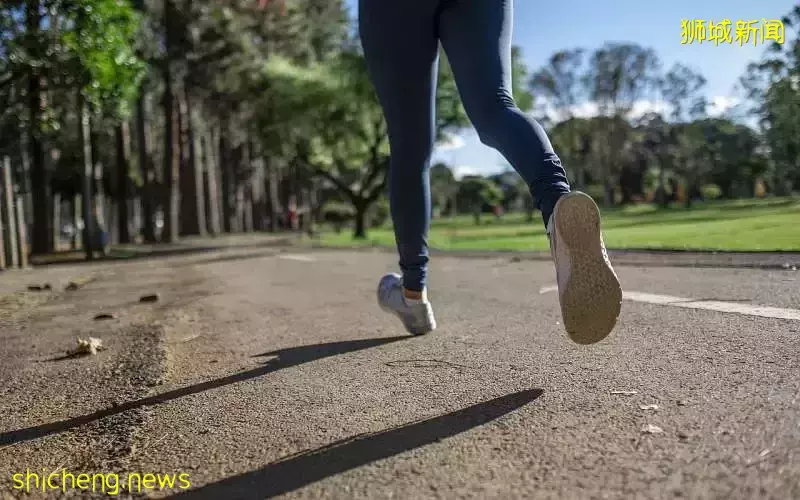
[{"x1": 319, "y1": 197, "x2": 800, "y2": 252}]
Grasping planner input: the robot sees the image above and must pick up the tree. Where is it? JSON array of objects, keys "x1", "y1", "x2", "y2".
[
  {"x1": 430, "y1": 162, "x2": 456, "y2": 216},
  {"x1": 586, "y1": 43, "x2": 661, "y2": 205},
  {"x1": 739, "y1": 6, "x2": 800, "y2": 194},
  {"x1": 529, "y1": 49, "x2": 588, "y2": 186},
  {"x1": 60, "y1": 0, "x2": 145, "y2": 258},
  {"x1": 455, "y1": 175, "x2": 503, "y2": 225}
]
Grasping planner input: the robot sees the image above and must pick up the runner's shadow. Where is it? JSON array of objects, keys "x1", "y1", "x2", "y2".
[
  {"x1": 166, "y1": 388, "x2": 544, "y2": 500},
  {"x1": 0, "y1": 336, "x2": 409, "y2": 447}
]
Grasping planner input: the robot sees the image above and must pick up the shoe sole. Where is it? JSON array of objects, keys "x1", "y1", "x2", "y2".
[{"x1": 553, "y1": 192, "x2": 622, "y2": 345}]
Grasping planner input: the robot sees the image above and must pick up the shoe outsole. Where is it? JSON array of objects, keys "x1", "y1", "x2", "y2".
[
  {"x1": 553, "y1": 192, "x2": 623, "y2": 345},
  {"x1": 376, "y1": 275, "x2": 436, "y2": 336}
]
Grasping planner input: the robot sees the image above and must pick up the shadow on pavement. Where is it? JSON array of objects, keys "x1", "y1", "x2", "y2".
[
  {"x1": 166, "y1": 388, "x2": 544, "y2": 500},
  {"x1": 0, "y1": 336, "x2": 409, "y2": 447},
  {"x1": 28, "y1": 237, "x2": 294, "y2": 268},
  {"x1": 175, "y1": 250, "x2": 283, "y2": 268}
]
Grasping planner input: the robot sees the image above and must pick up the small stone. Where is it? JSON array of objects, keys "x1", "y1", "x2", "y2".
[
  {"x1": 611, "y1": 390, "x2": 638, "y2": 396},
  {"x1": 677, "y1": 431, "x2": 689, "y2": 440},
  {"x1": 94, "y1": 312, "x2": 117, "y2": 320},
  {"x1": 639, "y1": 404, "x2": 659, "y2": 411},
  {"x1": 641, "y1": 424, "x2": 664, "y2": 435},
  {"x1": 65, "y1": 282, "x2": 80, "y2": 291},
  {"x1": 139, "y1": 293, "x2": 160, "y2": 303},
  {"x1": 677, "y1": 400, "x2": 688, "y2": 406}
]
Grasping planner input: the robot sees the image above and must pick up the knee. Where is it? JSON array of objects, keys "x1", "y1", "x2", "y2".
[{"x1": 469, "y1": 89, "x2": 517, "y2": 148}]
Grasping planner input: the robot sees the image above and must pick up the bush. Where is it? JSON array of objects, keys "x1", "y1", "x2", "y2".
[
  {"x1": 321, "y1": 201, "x2": 354, "y2": 233},
  {"x1": 700, "y1": 184, "x2": 722, "y2": 200},
  {"x1": 584, "y1": 184, "x2": 605, "y2": 204},
  {"x1": 368, "y1": 198, "x2": 390, "y2": 227}
]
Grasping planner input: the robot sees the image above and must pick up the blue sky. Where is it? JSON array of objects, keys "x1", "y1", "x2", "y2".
[{"x1": 344, "y1": 0, "x2": 796, "y2": 177}]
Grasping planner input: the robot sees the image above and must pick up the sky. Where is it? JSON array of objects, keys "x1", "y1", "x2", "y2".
[{"x1": 344, "y1": 0, "x2": 796, "y2": 178}]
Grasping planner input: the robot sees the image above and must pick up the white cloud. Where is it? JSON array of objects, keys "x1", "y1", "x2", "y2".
[
  {"x1": 538, "y1": 95, "x2": 744, "y2": 121},
  {"x1": 437, "y1": 133, "x2": 466, "y2": 151},
  {"x1": 451, "y1": 165, "x2": 481, "y2": 179},
  {"x1": 706, "y1": 95, "x2": 741, "y2": 117}
]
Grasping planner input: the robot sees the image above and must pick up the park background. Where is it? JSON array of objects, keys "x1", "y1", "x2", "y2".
[{"x1": 0, "y1": 0, "x2": 799, "y2": 268}]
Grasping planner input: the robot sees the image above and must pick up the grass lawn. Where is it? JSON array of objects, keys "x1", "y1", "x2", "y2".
[{"x1": 319, "y1": 197, "x2": 800, "y2": 252}]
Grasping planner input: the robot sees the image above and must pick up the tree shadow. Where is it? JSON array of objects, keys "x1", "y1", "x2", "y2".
[
  {"x1": 175, "y1": 250, "x2": 280, "y2": 267},
  {"x1": 0, "y1": 336, "x2": 409, "y2": 447},
  {"x1": 28, "y1": 238, "x2": 294, "y2": 268},
  {"x1": 166, "y1": 388, "x2": 544, "y2": 500}
]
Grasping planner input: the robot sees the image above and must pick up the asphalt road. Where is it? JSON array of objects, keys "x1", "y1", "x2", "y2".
[{"x1": 0, "y1": 248, "x2": 798, "y2": 499}]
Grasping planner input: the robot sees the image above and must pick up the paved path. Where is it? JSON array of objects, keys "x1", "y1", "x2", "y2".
[{"x1": 1, "y1": 248, "x2": 798, "y2": 499}]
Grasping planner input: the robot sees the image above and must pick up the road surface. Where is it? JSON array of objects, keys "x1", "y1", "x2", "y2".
[{"x1": 1, "y1": 247, "x2": 798, "y2": 499}]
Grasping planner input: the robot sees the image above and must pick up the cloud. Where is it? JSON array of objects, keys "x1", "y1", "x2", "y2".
[
  {"x1": 437, "y1": 133, "x2": 466, "y2": 151},
  {"x1": 451, "y1": 165, "x2": 481, "y2": 179},
  {"x1": 706, "y1": 95, "x2": 741, "y2": 117},
  {"x1": 538, "y1": 95, "x2": 745, "y2": 121}
]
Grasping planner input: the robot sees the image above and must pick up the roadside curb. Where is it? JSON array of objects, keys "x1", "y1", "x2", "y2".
[{"x1": 299, "y1": 242, "x2": 800, "y2": 271}]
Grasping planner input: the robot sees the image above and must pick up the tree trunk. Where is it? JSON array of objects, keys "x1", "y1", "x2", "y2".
[
  {"x1": 2, "y1": 156, "x2": 18, "y2": 268},
  {"x1": 52, "y1": 192, "x2": 61, "y2": 250},
  {"x1": 202, "y1": 131, "x2": 222, "y2": 235},
  {"x1": 178, "y1": 85, "x2": 203, "y2": 236},
  {"x1": 137, "y1": 92, "x2": 157, "y2": 243},
  {"x1": 16, "y1": 196, "x2": 28, "y2": 268},
  {"x1": 603, "y1": 178, "x2": 615, "y2": 207},
  {"x1": 353, "y1": 201, "x2": 367, "y2": 239},
  {"x1": 306, "y1": 184, "x2": 318, "y2": 236},
  {"x1": 267, "y1": 160, "x2": 280, "y2": 232},
  {"x1": 78, "y1": 94, "x2": 94, "y2": 260},
  {"x1": 243, "y1": 183, "x2": 254, "y2": 233},
  {"x1": 161, "y1": 0, "x2": 180, "y2": 243},
  {"x1": 90, "y1": 129, "x2": 107, "y2": 251},
  {"x1": 27, "y1": 0, "x2": 51, "y2": 255},
  {"x1": 19, "y1": 124, "x2": 34, "y2": 230},
  {"x1": 576, "y1": 168, "x2": 586, "y2": 190},
  {"x1": 162, "y1": 81, "x2": 180, "y2": 243},
  {"x1": 218, "y1": 126, "x2": 234, "y2": 233},
  {"x1": 71, "y1": 194, "x2": 81, "y2": 249},
  {"x1": 189, "y1": 89, "x2": 206, "y2": 236},
  {"x1": 116, "y1": 122, "x2": 131, "y2": 243}
]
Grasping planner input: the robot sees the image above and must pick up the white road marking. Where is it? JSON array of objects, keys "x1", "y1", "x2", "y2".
[
  {"x1": 278, "y1": 254, "x2": 316, "y2": 262},
  {"x1": 539, "y1": 286, "x2": 800, "y2": 321}
]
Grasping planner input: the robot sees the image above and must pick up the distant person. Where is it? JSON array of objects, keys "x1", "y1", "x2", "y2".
[{"x1": 363, "y1": 0, "x2": 622, "y2": 344}]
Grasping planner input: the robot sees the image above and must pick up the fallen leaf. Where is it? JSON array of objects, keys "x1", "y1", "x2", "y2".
[
  {"x1": 640, "y1": 404, "x2": 659, "y2": 411},
  {"x1": 139, "y1": 293, "x2": 160, "y2": 303},
  {"x1": 611, "y1": 390, "x2": 638, "y2": 396},
  {"x1": 641, "y1": 424, "x2": 664, "y2": 435},
  {"x1": 68, "y1": 337, "x2": 105, "y2": 356}
]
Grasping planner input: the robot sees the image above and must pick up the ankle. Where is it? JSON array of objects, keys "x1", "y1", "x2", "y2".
[{"x1": 403, "y1": 287, "x2": 427, "y2": 303}]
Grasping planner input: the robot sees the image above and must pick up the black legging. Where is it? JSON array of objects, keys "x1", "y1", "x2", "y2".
[{"x1": 359, "y1": 0, "x2": 571, "y2": 292}]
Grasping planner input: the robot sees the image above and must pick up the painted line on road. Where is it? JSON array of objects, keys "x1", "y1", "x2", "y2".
[
  {"x1": 278, "y1": 254, "x2": 316, "y2": 262},
  {"x1": 538, "y1": 286, "x2": 800, "y2": 321}
]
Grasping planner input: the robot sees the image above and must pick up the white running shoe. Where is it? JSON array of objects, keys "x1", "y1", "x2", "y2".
[
  {"x1": 548, "y1": 191, "x2": 622, "y2": 345},
  {"x1": 377, "y1": 273, "x2": 437, "y2": 336}
]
